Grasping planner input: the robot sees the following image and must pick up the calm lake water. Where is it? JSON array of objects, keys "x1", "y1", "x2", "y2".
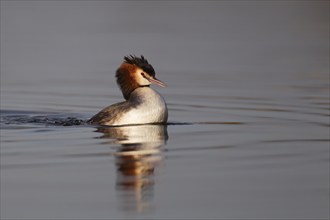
[{"x1": 1, "y1": 1, "x2": 329, "y2": 219}]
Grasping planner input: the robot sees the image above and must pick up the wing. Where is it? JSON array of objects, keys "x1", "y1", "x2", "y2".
[{"x1": 88, "y1": 101, "x2": 130, "y2": 125}]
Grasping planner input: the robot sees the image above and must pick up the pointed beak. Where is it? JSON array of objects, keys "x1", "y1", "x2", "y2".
[{"x1": 148, "y1": 77, "x2": 167, "y2": 87}]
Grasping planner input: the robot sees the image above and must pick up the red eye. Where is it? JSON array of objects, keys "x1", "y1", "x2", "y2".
[{"x1": 141, "y1": 72, "x2": 145, "y2": 77}]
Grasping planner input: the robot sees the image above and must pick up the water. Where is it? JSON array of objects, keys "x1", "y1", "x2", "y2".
[{"x1": 1, "y1": 1, "x2": 329, "y2": 219}]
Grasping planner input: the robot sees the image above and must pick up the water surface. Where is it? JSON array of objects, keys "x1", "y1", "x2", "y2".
[{"x1": 1, "y1": 1, "x2": 329, "y2": 219}]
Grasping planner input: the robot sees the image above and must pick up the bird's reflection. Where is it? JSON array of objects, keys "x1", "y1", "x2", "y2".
[{"x1": 95, "y1": 124, "x2": 168, "y2": 213}]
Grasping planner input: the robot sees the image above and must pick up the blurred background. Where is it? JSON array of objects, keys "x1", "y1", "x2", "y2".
[{"x1": 1, "y1": 1, "x2": 328, "y2": 114}]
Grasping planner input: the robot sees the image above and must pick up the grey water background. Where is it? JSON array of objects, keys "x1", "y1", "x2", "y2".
[{"x1": 1, "y1": 1, "x2": 329, "y2": 219}]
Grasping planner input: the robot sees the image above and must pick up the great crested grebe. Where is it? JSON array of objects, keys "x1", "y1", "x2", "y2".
[{"x1": 88, "y1": 55, "x2": 168, "y2": 126}]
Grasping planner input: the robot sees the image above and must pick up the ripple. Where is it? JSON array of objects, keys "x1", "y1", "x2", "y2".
[{"x1": 1, "y1": 110, "x2": 87, "y2": 127}]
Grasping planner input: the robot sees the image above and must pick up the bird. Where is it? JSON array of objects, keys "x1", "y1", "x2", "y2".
[{"x1": 88, "y1": 55, "x2": 168, "y2": 126}]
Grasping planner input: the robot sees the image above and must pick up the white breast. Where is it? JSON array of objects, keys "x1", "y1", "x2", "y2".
[{"x1": 114, "y1": 87, "x2": 168, "y2": 126}]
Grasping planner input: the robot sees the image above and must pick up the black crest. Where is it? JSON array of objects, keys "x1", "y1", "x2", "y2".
[{"x1": 124, "y1": 55, "x2": 156, "y2": 77}]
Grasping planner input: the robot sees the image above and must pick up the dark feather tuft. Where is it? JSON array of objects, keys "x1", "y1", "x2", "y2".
[{"x1": 123, "y1": 55, "x2": 156, "y2": 77}]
